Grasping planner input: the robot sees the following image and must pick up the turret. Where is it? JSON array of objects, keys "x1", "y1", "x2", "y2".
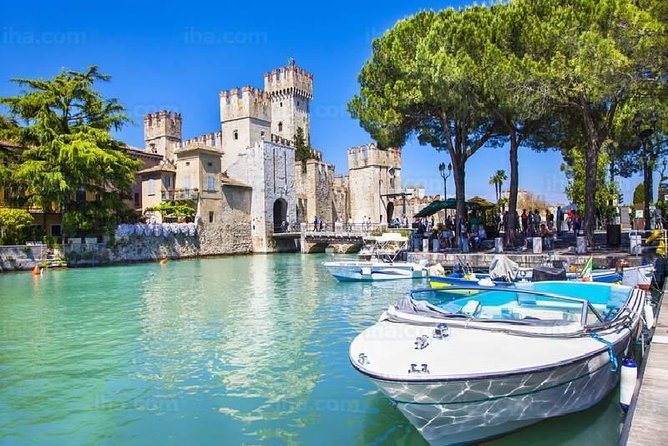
[
  {"x1": 144, "y1": 111, "x2": 182, "y2": 162},
  {"x1": 263, "y1": 59, "x2": 313, "y2": 145},
  {"x1": 219, "y1": 86, "x2": 272, "y2": 173}
]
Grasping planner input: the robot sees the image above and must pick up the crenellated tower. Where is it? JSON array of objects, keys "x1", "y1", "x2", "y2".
[
  {"x1": 219, "y1": 86, "x2": 272, "y2": 173},
  {"x1": 347, "y1": 143, "x2": 402, "y2": 225},
  {"x1": 144, "y1": 111, "x2": 182, "y2": 162},
  {"x1": 264, "y1": 59, "x2": 313, "y2": 145}
]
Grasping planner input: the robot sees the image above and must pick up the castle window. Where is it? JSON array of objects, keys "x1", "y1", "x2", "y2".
[
  {"x1": 233, "y1": 130, "x2": 239, "y2": 140},
  {"x1": 209, "y1": 211, "x2": 214, "y2": 223},
  {"x1": 149, "y1": 143, "x2": 156, "y2": 153},
  {"x1": 280, "y1": 101, "x2": 283, "y2": 107},
  {"x1": 163, "y1": 176, "x2": 171, "y2": 188},
  {"x1": 148, "y1": 179, "x2": 156, "y2": 196},
  {"x1": 278, "y1": 122, "x2": 283, "y2": 132},
  {"x1": 185, "y1": 161, "x2": 190, "y2": 166},
  {"x1": 207, "y1": 174, "x2": 215, "y2": 192},
  {"x1": 297, "y1": 101, "x2": 300, "y2": 106},
  {"x1": 261, "y1": 131, "x2": 265, "y2": 139},
  {"x1": 207, "y1": 162, "x2": 213, "y2": 167}
]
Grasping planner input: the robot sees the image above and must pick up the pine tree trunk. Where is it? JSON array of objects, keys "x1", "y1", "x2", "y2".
[
  {"x1": 452, "y1": 155, "x2": 466, "y2": 239},
  {"x1": 507, "y1": 133, "x2": 519, "y2": 246},
  {"x1": 644, "y1": 154, "x2": 653, "y2": 230}
]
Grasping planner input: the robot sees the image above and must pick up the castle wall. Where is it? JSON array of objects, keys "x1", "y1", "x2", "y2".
[
  {"x1": 347, "y1": 144, "x2": 402, "y2": 224},
  {"x1": 223, "y1": 141, "x2": 296, "y2": 252},
  {"x1": 295, "y1": 159, "x2": 333, "y2": 226},
  {"x1": 332, "y1": 175, "x2": 349, "y2": 225}
]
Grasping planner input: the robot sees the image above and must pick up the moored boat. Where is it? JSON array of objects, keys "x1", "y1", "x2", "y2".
[
  {"x1": 324, "y1": 232, "x2": 427, "y2": 281},
  {"x1": 349, "y1": 281, "x2": 645, "y2": 445},
  {"x1": 323, "y1": 260, "x2": 427, "y2": 281}
]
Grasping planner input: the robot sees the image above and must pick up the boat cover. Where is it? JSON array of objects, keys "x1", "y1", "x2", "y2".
[
  {"x1": 427, "y1": 263, "x2": 446, "y2": 277},
  {"x1": 488, "y1": 255, "x2": 520, "y2": 282},
  {"x1": 532, "y1": 266, "x2": 567, "y2": 282}
]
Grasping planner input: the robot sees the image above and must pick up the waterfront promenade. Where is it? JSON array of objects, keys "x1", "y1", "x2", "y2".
[{"x1": 623, "y1": 283, "x2": 668, "y2": 445}]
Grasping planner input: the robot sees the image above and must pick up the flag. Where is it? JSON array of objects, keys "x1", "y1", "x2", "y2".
[{"x1": 581, "y1": 257, "x2": 593, "y2": 281}]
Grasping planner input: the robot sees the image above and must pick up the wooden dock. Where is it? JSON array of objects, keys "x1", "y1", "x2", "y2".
[{"x1": 622, "y1": 283, "x2": 668, "y2": 445}]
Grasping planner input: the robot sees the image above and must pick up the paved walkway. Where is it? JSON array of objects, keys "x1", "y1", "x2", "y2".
[{"x1": 624, "y1": 284, "x2": 668, "y2": 445}]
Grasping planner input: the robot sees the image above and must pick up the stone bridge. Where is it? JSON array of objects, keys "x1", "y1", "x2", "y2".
[{"x1": 299, "y1": 231, "x2": 364, "y2": 254}]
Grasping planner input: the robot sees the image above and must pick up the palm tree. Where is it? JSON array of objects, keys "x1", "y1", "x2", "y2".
[{"x1": 488, "y1": 170, "x2": 507, "y2": 202}]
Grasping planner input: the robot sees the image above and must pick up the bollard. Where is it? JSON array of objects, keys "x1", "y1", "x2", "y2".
[
  {"x1": 432, "y1": 238, "x2": 440, "y2": 252},
  {"x1": 494, "y1": 237, "x2": 503, "y2": 253},
  {"x1": 532, "y1": 237, "x2": 542, "y2": 254},
  {"x1": 422, "y1": 238, "x2": 429, "y2": 252},
  {"x1": 576, "y1": 236, "x2": 587, "y2": 254},
  {"x1": 629, "y1": 231, "x2": 642, "y2": 255}
]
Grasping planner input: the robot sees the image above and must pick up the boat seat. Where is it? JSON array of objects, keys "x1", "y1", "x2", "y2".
[
  {"x1": 460, "y1": 300, "x2": 480, "y2": 316},
  {"x1": 517, "y1": 294, "x2": 537, "y2": 306}
]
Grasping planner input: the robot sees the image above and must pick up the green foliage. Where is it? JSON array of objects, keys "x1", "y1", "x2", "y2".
[
  {"x1": 0, "y1": 66, "x2": 141, "y2": 237},
  {"x1": 0, "y1": 208, "x2": 34, "y2": 245},
  {"x1": 488, "y1": 170, "x2": 507, "y2": 202},
  {"x1": 633, "y1": 183, "x2": 645, "y2": 205},
  {"x1": 294, "y1": 127, "x2": 316, "y2": 162},
  {"x1": 348, "y1": 7, "x2": 506, "y2": 226},
  {"x1": 147, "y1": 201, "x2": 195, "y2": 220},
  {"x1": 562, "y1": 149, "x2": 619, "y2": 223}
]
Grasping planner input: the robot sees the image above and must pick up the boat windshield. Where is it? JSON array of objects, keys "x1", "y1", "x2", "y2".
[{"x1": 409, "y1": 283, "x2": 631, "y2": 326}]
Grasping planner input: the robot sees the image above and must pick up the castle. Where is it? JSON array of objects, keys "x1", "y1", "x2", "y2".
[{"x1": 137, "y1": 60, "x2": 402, "y2": 253}]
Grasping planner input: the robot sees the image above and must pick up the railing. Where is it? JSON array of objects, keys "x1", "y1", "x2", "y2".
[
  {"x1": 301, "y1": 222, "x2": 413, "y2": 235},
  {"x1": 173, "y1": 189, "x2": 199, "y2": 200},
  {"x1": 161, "y1": 190, "x2": 174, "y2": 201}
]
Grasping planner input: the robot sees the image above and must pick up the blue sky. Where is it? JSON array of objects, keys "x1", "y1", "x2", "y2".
[{"x1": 0, "y1": 0, "x2": 646, "y2": 204}]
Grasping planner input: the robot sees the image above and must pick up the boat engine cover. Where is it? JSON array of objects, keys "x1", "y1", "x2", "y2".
[{"x1": 532, "y1": 266, "x2": 567, "y2": 282}]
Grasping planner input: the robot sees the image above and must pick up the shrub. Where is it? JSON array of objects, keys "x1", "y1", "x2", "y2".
[{"x1": 0, "y1": 208, "x2": 34, "y2": 245}]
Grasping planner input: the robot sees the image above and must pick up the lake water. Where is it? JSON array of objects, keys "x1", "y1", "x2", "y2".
[{"x1": 0, "y1": 254, "x2": 625, "y2": 445}]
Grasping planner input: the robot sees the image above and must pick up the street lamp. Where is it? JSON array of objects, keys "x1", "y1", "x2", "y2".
[{"x1": 438, "y1": 162, "x2": 452, "y2": 200}]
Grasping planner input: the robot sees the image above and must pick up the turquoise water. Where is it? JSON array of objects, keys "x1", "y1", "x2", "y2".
[{"x1": 0, "y1": 254, "x2": 624, "y2": 445}]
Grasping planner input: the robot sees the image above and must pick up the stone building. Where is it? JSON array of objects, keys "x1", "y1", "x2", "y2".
[
  {"x1": 137, "y1": 60, "x2": 406, "y2": 255},
  {"x1": 346, "y1": 143, "x2": 402, "y2": 225},
  {"x1": 139, "y1": 63, "x2": 302, "y2": 253},
  {"x1": 295, "y1": 154, "x2": 335, "y2": 228}
]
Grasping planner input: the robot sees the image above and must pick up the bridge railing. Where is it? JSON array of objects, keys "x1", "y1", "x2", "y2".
[{"x1": 300, "y1": 222, "x2": 414, "y2": 235}]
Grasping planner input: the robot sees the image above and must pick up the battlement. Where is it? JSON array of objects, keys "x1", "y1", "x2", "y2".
[
  {"x1": 270, "y1": 133, "x2": 293, "y2": 147},
  {"x1": 180, "y1": 131, "x2": 223, "y2": 150},
  {"x1": 263, "y1": 59, "x2": 313, "y2": 100},
  {"x1": 220, "y1": 86, "x2": 272, "y2": 123},
  {"x1": 144, "y1": 110, "x2": 182, "y2": 141},
  {"x1": 347, "y1": 143, "x2": 401, "y2": 170}
]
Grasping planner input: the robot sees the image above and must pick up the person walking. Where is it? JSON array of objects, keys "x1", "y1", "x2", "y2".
[
  {"x1": 521, "y1": 210, "x2": 528, "y2": 235},
  {"x1": 556, "y1": 206, "x2": 563, "y2": 235}
]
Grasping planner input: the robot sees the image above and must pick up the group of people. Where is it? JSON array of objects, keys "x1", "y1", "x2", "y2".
[{"x1": 413, "y1": 212, "x2": 489, "y2": 253}]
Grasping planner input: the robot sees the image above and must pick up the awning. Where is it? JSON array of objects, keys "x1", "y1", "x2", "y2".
[
  {"x1": 414, "y1": 199, "x2": 456, "y2": 217},
  {"x1": 414, "y1": 198, "x2": 495, "y2": 217}
]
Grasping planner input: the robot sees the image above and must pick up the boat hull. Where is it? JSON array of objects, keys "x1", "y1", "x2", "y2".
[
  {"x1": 366, "y1": 346, "x2": 623, "y2": 445},
  {"x1": 324, "y1": 262, "x2": 427, "y2": 281}
]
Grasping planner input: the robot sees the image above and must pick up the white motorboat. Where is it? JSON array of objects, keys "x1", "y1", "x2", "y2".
[
  {"x1": 324, "y1": 233, "x2": 427, "y2": 281},
  {"x1": 349, "y1": 281, "x2": 645, "y2": 445},
  {"x1": 323, "y1": 260, "x2": 427, "y2": 281},
  {"x1": 357, "y1": 233, "x2": 409, "y2": 260}
]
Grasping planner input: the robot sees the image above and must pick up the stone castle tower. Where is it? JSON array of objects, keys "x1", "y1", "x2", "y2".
[
  {"x1": 264, "y1": 59, "x2": 313, "y2": 144},
  {"x1": 219, "y1": 86, "x2": 272, "y2": 177},
  {"x1": 144, "y1": 111, "x2": 182, "y2": 162},
  {"x1": 347, "y1": 144, "x2": 401, "y2": 225}
]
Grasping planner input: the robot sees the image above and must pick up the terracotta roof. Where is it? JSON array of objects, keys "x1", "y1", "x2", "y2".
[
  {"x1": 221, "y1": 175, "x2": 251, "y2": 188},
  {"x1": 125, "y1": 146, "x2": 163, "y2": 160},
  {"x1": 174, "y1": 142, "x2": 221, "y2": 155},
  {"x1": 138, "y1": 164, "x2": 177, "y2": 174}
]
